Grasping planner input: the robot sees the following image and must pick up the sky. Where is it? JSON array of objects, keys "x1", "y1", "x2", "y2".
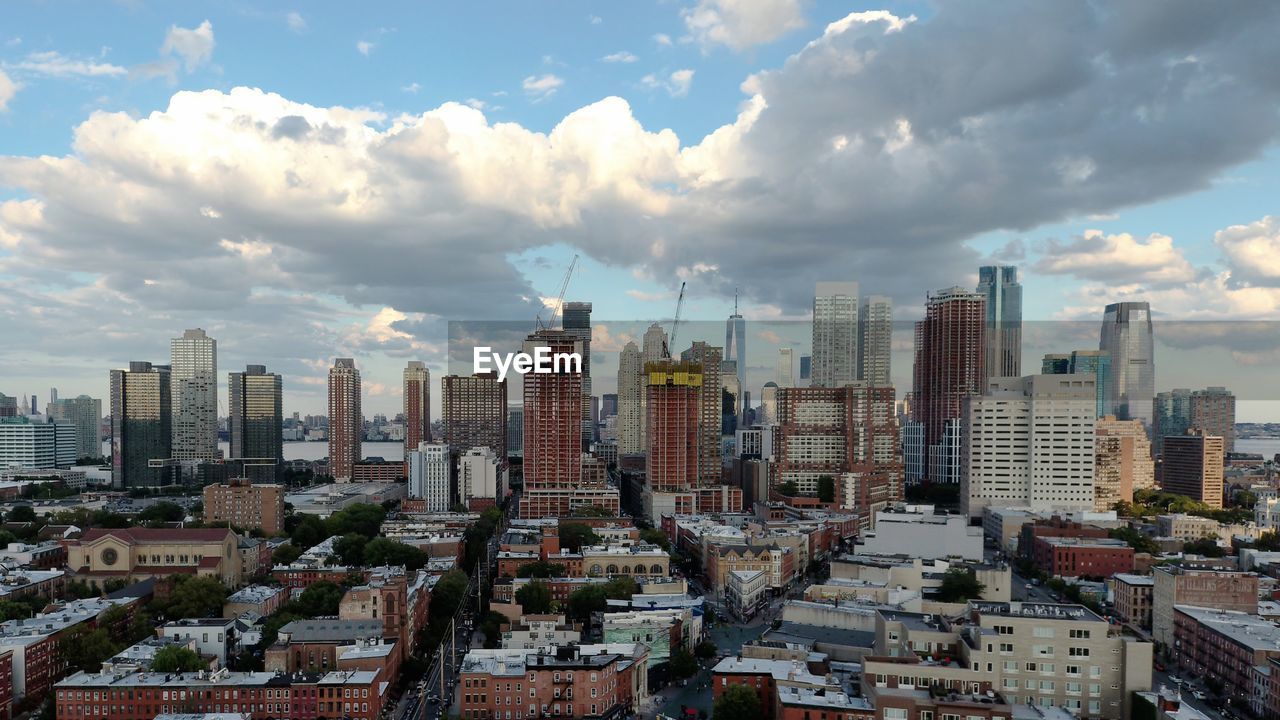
[{"x1": 2, "y1": 1, "x2": 1280, "y2": 420}]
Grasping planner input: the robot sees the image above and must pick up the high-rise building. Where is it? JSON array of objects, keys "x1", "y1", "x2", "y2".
[
  {"x1": 758, "y1": 382, "x2": 779, "y2": 426},
  {"x1": 977, "y1": 265, "x2": 1022, "y2": 378},
  {"x1": 1095, "y1": 416, "x2": 1156, "y2": 511},
  {"x1": 601, "y1": 394, "x2": 618, "y2": 419},
  {"x1": 228, "y1": 364, "x2": 283, "y2": 482},
  {"x1": 901, "y1": 421, "x2": 925, "y2": 483},
  {"x1": 0, "y1": 393, "x2": 16, "y2": 418},
  {"x1": 680, "y1": 341, "x2": 723, "y2": 483},
  {"x1": 1153, "y1": 388, "x2": 1192, "y2": 457},
  {"x1": 403, "y1": 361, "x2": 431, "y2": 459},
  {"x1": 562, "y1": 301, "x2": 593, "y2": 449},
  {"x1": 170, "y1": 328, "x2": 218, "y2": 462},
  {"x1": 522, "y1": 329, "x2": 585, "y2": 492},
  {"x1": 858, "y1": 295, "x2": 892, "y2": 387},
  {"x1": 725, "y1": 295, "x2": 746, "y2": 403},
  {"x1": 110, "y1": 361, "x2": 173, "y2": 488},
  {"x1": 327, "y1": 358, "x2": 362, "y2": 482},
  {"x1": 720, "y1": 360, "x2": 741, "y2": 432},
  {"x1": 616, "y1": 341, "x2": 645, "y2": 454},
  {"x1": 774, "y1": 383, "x2": 901, "y2": 528},
  {"x1": 506, "y1": 406, "x2": 524, "y2": 458},
  {"x1": 1099, "y1": 301, "x2": 1155, "y2": 429},
  {"x1": 1042, "y1": 350, "x2": 1110, "y2": 419},
  {"x1": 0, "y1": 416, "x2": 77, "y2": 469},
  {"x1": 961, "y1": 374, "x2": 1097, "y2": 518},
  {"x1": 459, "y1": 446, "x2": 502, "y2": 510},
  {"x1": 911, "y1": 287, "x2": 985, "y2": 483},
  {"x1": 777, "y1": 348, "x2": 794, "y2": 388},
  {"x1": 811, "y1": 282, "x2": 859, "y2": 387},
  {"x1": 442, "y1": 372, "x2": 507, "y2": 461},
  {"x1": 641, "y1": 323, "x2": 668, "y2": 363},
  {"x1": 407, "y1": 441, "x2": 452, "y2": 511},
  {"x1": 1190, "y1": 386, "x2": 1235, "y2": 453},
  {"x1": 45, "y1": 395, "x2": 102, "y2": 460},
  {"x1": 1161, "y1": 433, "x2": 1225, "y2": 508},
  {"x1": 645, "y1": 360, "x2": 702, "y2": 493},
  {"x1": 799, "y1": 355, "x2": 811, "y2": 382}
]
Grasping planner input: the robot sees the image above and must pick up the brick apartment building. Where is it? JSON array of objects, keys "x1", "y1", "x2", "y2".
[
  {"x1": 459, "y1": 646, "x2": 631, "y2": 720},
  {"x1": 202, "y1": 479, "x2": 285, "y2": 534},
  {"x1": 1030, "y1": 536, "x2": 1135, "y2": 578},
  {"x1": 1173, "y1": 606, "x2": 1280, "y2": 706}
]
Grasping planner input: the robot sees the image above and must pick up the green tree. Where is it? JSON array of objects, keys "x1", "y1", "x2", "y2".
[
  {"x1": 325, "y1": 504, "x2": 386, "y2": 538},
  {"x1": 0, "y1": 597, "x2": 45, "y2": 621},
  {"x1": 603, "y1": 576, "x2": 637, "y2": 600},
  {"x1": 363, "y1": 538, "x2": 429, "y2": 570},
  {"x1": 669, "y1": 648, "x2": 698, "y2": 678},
  {"x1": 695, "y1": 640, "x2": 718, "y2": 659},
  {"x1": 59, "y1": 626, "x2": 119, "y2": 673},
  {"x1": 515, "y1": 580, "x2": 553, "y2": 614},
  {"x1": 480, "y1": 611, "x2": 509, "y2": 649},
  {"x1": 775, "y1": 481, "x2": 799, "y2": 497},
  {"x1": 573, "y1": 505, "x2": 613, "y2": 518},
  {"x1": 937, "y1": 568, "x2": 985, "y2": 602},
  {"x1": 89, "y1": 509, "x2": 131, "y2": 528},
  {"x1": 295, "y1": 581, "x2": 344, "y2": 616},
  {"x1": 713, "y1": 684, "x2": 763, "y2": 720},
  {"x1": 516, "y1": 561, "x2": 567, "y2": 579},
  {"x1": 138, "y1": 501, "x2": 185, "y2": 525},
  {"x1": 150, "y1": 645, "x2": 205, "y2": 672},
  {"x1": 816, "y1": 475, "x2": 836, "y2": 503},
  {"x1": 7, "y1": 506, "x2": 37, "y2": 524},
  {"x1": 289, "y1": 514, "x2": 329, "y2": 549},
  {"x1": 64, "y1": 579, "x2": 97, "y2": 600},
  {"x1": 1182, "y1": 538, "x2": 1225, "y2": 558},
  {"x1": 272, "y1": 543, "x2": 303, "y2": 565},
  {"x1": 1255, "y1": 531, "x2": 1280, "y2": 552},
  {"x1": 0, "y1": 529, "x2": 18, "y2": 546},
  {"x1": 565, "y1": 585, "x2": 607, "y2": 621},
  {"x1": 164, "y1": 576, "x2": 229, "y2": 619},
  {"x1": 1109, "y1": 527, "x2": 1159, "y2": 555},
  {"x1": 559, "y1": 523, "x2": 601, "y2": 553},
  {"x1": 333, "y1": 533, "x2": 369, "y2": 566},
  {"x1": 429, "y1": 570, "x2": 470, "y2": 623},
  {"x1": 639, "y1": 527, "x2": 671, "y2": 551}
]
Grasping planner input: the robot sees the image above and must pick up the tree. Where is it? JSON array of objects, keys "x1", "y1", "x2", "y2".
[
  {"x1": 289, "y1": 514, "x2": 329, "y2": 549},
  {"x1": 363, "y1": 537, "x2": 429, "y2": 570},
  {"x1": 695, "y1": 640, "x2": 718, "y2": 659},
  {"x1": 138, "y1": 501, "x2": 185, "y2": 525},
  {"x1": 559, "y1": 523, "x2": 601, "y2": 553},
  {"x1": 516, "y1": 561, "x2": 567, "y2": 579},
  {"x1": 669, "y1": 648, "x2": 698, "y2": 678},
  {"x1": 7, "y1": 506, "x2": 36, "y2": 524},
  {"x1": 480, "y1": 611, "x2": 509, "y2": 649},
  {"x1": 937, "y1": 568, "x2": 985, "y2": 602},
  {"x1": 295, "y1": 581, "x2": 343, "y2": 616},
  {"x1": 713, "y1": 684, "x2": 763, "y2": 720},
  {"x1": 566, "y1": 585, "x2": 612, "y2": 621},
  {"x1": 429, "y1": 570, "x2": 470, "y2": 623},
  {"x1": 816, "y1": 475, "x2": 836, "y2": 503},
  {"x1": 163, "y1": 576, "x2": 228, "y2": 619},
  {"x1": 64, "y1": 579, "x2": 97, "y2": 600},
  {"x1": 603, "y1": 577, "x2": 637, "y2": 600},
  {"x1": 1182, "y1": 537, "x2": 1226, "y2": 558},
  {"x1": 325, "y1": 504, "x2": 386, "y2": 538},
  {"x1": 1254, "y1": 531, "x2": 1280, "y2": 552},
  {"x1": 151, "y1": 645, "x2": 205, "y2": 672},
  {"x1": 272, "y1": 543, "x2": 303, "y2": 565},
  {"x1": 333, "y1": 533, "x2": 369, "y2": 566},
  {"x1": 0, "y1": 597, "x2": 45, "y2": 621},
  {"x1": 89, "y1": 509, "x2": 131, "y2": 528},
  {"x1": 1110, "y1": 527, "x2": 1159, "y2": 555},
  {"x1": 573, "y1": 505, "x2": 613, "y2": 518},
  {"x1": 515, "y1": 581, "x2": 554, "y2": 614},
  {"x1": 639, "y1": 528, "x2": 671, "y2": 551},
  {"x1": 59, "y1": 626, "x2": 119, "y2": 673},
  {"x1": 775, "y1": 481, "x2": 799, "y2": 497},
  {"x1": 0, "y1": 530, "x2": 17, "y2": 546}
]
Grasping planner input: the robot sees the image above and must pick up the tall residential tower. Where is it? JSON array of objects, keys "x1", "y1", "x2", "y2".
[{"x1": 327, "y1": 358, "x2": 362, "y2": 482}]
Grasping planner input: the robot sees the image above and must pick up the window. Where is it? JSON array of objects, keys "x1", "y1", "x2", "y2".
[
  {"x1": 1069, "y1": 629, "x2": 1091, "y2": 639},
  {"x1": 999, "y1": 643, "x2": 1013, "y2": 653},
  {"x1": 1033, "y1": 627, "x2": 1054, "y2": 638},
  {"x1": 883, "y1": 710, "x2": 908, "y2": 720},
  {"x1": 1069, "y1": 647, "x2": 1090, "y2": 657}
]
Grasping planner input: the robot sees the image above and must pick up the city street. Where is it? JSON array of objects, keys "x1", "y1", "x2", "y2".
[{"x1": 649, "y1": 606, "x2": 773, "y2": 720}]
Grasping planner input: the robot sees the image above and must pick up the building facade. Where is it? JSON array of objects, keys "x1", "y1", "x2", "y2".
[
  {"x1": 1094, "y1": 415, "x2": 1155, "y2": 511},
  {"x1": 228, "y1": 365, "x2": 283, "y2": 482},
  {"x1": 403, "y1": 361, "x2": 432, "y2": 458},
  {"x1": 616, "y1": 342, "x2": 644, "y2": 455},
  {"x1": 408, "y1": 442, "x2": 452, "y2": 511},
  {"x1": 1099, "y1": 302, "x2": 1155, "y2": 430},
  {"x1": 327, "y1": 358, "x2": 362, "y2": 482},
  {"x1": 811, "y1": 281, "x2": 859, "y2": 388},
  {"x1": 912, "y1": 287, "x2": 985, "y2": 483},
  {"x1": 0, "y1": 417, "x2": 77, "y2": 470},
  {"x1": 442, "y1": 373, "x2": 508, "y2": 464},
  {"x1": 110, "y1": 361, "x2": 172, "y2": 488},
  {"x1": 203, "y1": 479, "x2": 285, "y2": 535},
  {"x1": 977, "y1": 265, "x2": 1022, "y2": 379},
  {"x1": 858, "y1": 295, "x2": 892, "y2": 387},
  {"x1": 1161, "y1": 433, "x2": 1225, "y2": 507},
  {"x1": 170, "y1": 328, "x2": 218, "y2": 463},
  {"x1": 44, "y1": 395, "x2": 101, "y2": 460}
]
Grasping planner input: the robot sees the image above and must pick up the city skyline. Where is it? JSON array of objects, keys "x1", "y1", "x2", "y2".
[{"x1": 3, "y1": 3, "x2": 1280, "y2": 419}]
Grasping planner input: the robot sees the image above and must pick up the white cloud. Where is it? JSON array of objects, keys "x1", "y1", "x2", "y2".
[
  {"x1": 522, "y1": 73, "x2": 563, "y2": 101},
  {"x1": 642, "y1": 69, "x2": 695, "y2": 98},
  {"x1": 219, "y1": 238, "x2": 273, "y2": 259},
  {"x1": 464, "y1": 98, "x2": 487, "y2": 110},
  {"x1": 588, "y1": 15, "x2": 603, "y2": 25},
  {"x1": 356, "y1": 41, "x2": 375, "y2": 56},
  {"x1": 161, "y1": 20, "x2": 215, "y2": 72},
  {"x1": 9, "y1": 51, "x2": 127, "y2": 77},
  {"x1": 1035, "y1": 230, "x2": 1198, "y2": 286},
  {"x1": 653, "y1": 33, "x2": 673, "y2": 47},
  {"x1": 0, "y1": 69, "x2": 16, "y2": 111},
  {"x1": 402, "y1": 82, "x2": 421, "y2": 94},
  {"x1": 682, "y1": 0, "x2": 806, "y2": 51},
  {"x1": 602, "y1": 51, "x2": 638, "y2": 64},
  {"x1": 199, "y1": 206, "x2": 222, "y2": 219},
  {"x1": 286, "y1": 12, "x2": 307, "y2": 33},
  {"x1": 1216, "y1": 215, "x2": 1280, "y2": 287}
]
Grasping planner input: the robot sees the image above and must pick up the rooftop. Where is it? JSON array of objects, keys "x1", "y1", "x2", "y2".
[
  {"x1": 970, "y1": 601, "x2": 1105, "y2": 623},
  {"x1": 277, "y1": 618, "x2": 383, "y2": 643},
  {"x1": 1112, "y1": 573, "x2": 1155, "y2": 586},
  {"x1": 226, "y1": 585, "x2": 286, "y2": 604},
  {"x1": 1175, "y1": 605, "x2": 1280, "y2": 651},
  {"x1": 777, "y1": 685, "x2": 873, "y2": 711},
  {"x1": 711, "y1": 656, "x2": 827, "y2": 685}
]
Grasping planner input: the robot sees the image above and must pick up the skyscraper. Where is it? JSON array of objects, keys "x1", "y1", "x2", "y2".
[
  {"x1": 521, "y1": 329, "x2": 587, "y2": 517},
  {"x1": 616, "y1": 342, "x2": 644, "y2": 454},
  {"x1": 0, "y1": 393, "x2": 16, "y2": 418},
  {"x1": 725, "y1": 294, "x2": 746, "y2": 403},
  {"x1": 407, "y1": 441, "x2": 451, "y2": 511},
  {"x1": 858, "y1": 295, "x2": 893, "y2": 387},
  {"x1": 641, "y1": 323, "x2": 668, "y2": 363},
  {"x1": 1191, "y1": 386, "x2": 1236, "y2": 453},
  {"x1": 811, "y1": 282, "x2": 859, "y2": 387},
  {"x1": 562, "y1": 301, "x2": 593, "y2": 449},
  {"x1": 777, "y1": 348, "x2": 795, "y2": 388},
  {"x1": 1162, "y1": 433, "x2": 1225, "y2": 508},
  {"x1": 110, "y1": 361, "x2": 172, "y2": 488},
  {"x1": 1041, "y1": 350, "x2": 1111, "y2": 419},
  {"x1": 170, "y1": 328, "x2": 218, "y2": 462},
  {"x1": 645, "y1": 360, "x2": 702, "y2": 493},
  {"x1": 680, "y1": 341, "x2": 723, "y2": 483},
  {"x1": 912, "y1": 287, "x2": 986, "y2": 482},
  {"x1": 1095, "y1": 416, "x2": 1155, "y2": 511},
  {"x1": 977, "y1": 266, "x2": 1022, "y2": 378},
  {"x1": 1153, "y1": 388, "x2": 1192, "y2": 456},
  {"x1": 327, "y1": 358, "x2": 362, "y2": 482},
  {"x1": 1099, "y1": 301, "x2": 1155, "y2": 430},
  {"x1": 442, "y1": 372, "x2": 507, "y2": 461},
  {"x1": 506, "y1": 406, "x2": 524, "y2": 458},
  {"x1": 403, "y1": 361, "x2": 431, "y2": 459},
  {"x1": 229, "y1": 364, "x2": 283, "y2": 482},
  {"x1": 46, "y1": 394, "x2": 102, "y2": 460}
]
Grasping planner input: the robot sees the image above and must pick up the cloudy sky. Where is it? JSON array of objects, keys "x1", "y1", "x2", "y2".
[{"x1": 2, "y1": 1, "x2": 1280, "y2": 419}]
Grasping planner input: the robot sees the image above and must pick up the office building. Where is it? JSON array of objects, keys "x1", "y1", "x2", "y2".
[
  {"x1": 961, "y1": 374, "x2": 1097, "y2": 518},
  {"x1": 601, "y1": 393, "x2": 617, "y2": 419},
  {"x1": 1094, "y1": 416, "x2": 1155, "y2": 511},
  {"x1": 680, "y1": 342, "x2": 723, "y2": 483},
  {"x1": 1151, "y1": 565, "x2": 1258, "y2": 647},
  {"x1": 811, "y1": 282, "x2": 859, "y2": 387},
  {"x1": 1042, "y1": 349, "x2": 1110, "y2": 419},
  {"x1": 858, "y1": 295, "x2": 892, "y2": 386},
  {"x1": 0, "y1": 417, "x2": 77, "y2": 469},
  {"x1": 562, "y1": 301, "x2": 593, "y2": 448},
  {"x1": 110, "y1": 361, "x2": 172, "y2": 488},
  {"x1": 646, "y1": 360, "x2": 702, "y2": 493},
  {"x1": 0, "y1": 393, "x2": 15, "y2": 418},
  {"x1": 1153, "y1": 388, "x2": 1192, "y2": 457},
  {"x1": 170, "y1": 328, "x2": 218, "y2": 462},
  {"x1": 442, "y1": 372, "x2": 507, "y2": 462},
  {"x1": 1190, "y1": 386, "x2": 1235, "y2": 453},
  {"x1": 407, "y1": 441, "x2": 451, "y2": 511},
  {"x1": 228, "y1": 364, "x2": 283, "y2": 482},
  {"x1": 901, "y1": 421, "x2": 925, "y2": 483},
  {"x1": 202, "y1": 478, "x2": 285, "y2": 534},
  {"x1": 506, "y1": 406, "x2": 524, "y2": 458},
  {"x1": 44, "y1": 395, "x2": 102, "y2": 460},
  {"x1": 327, "y1": 358, "x2": 362, "y2": 482},
  {"x1": 459, "y1": 446, "x2": 502, "y2": 510},
  {"x1": 403, "y1": 361, "x2": 431, "y2": 459},
  {"x1": 799, "y1": 355, "x2": 811, "y2": 382},
  {"x1": 1099, "y1": 301, "x2": 1155, "y2": 429},
  {"x1": 617, "y1": 341, "x2": 645, "y2": 454},
  {"x1": 912, "y1": 287, "x2": 985, "y2": 483},
  {"x1": 725, "y1": 298, "x2": 746, "y2": 405},
  {"x1": 977, "y1": 265, "x2": 1022, "y2": 378},
  {"x1": 777, "y1": 348, "x2": 795, "y2": 388},
  {"x1": 1161, "y1": 433, "x2": 1225, "y2": 508}
]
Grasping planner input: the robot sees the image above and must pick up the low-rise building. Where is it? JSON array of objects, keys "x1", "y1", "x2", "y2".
[
  {"x1": 1156, "y1": 513, "x2": 1224, "y2": 541},
  {"x1": 711, "y1": 656, "x2": 829, "y2": 720},
  {"x1": 69, "y1": 527, "x2": 243, "y2": 589},
  {"x1": 0, "y1": 567, "x2": 65, "y2": 601},
  {"x1": 1172, "y1": 605, "x2": 1280, "y2": 706},
  {"x1": 776, "y1": 686, "x2": 874, "y2": 720},
  {"x1": 159, "y1": 618, "x2": 236, "y2": 668},
  {"x1": 1110, "y1": 573, "x2": 1154, "y2": 629},
  {"x1": 202, "y1": 480, "x2": 285, "y2": 535},
  {"x1": 0, "y1": 540, "x2": 68, "y2": 570},
  {"x1": 580, "y1": 544, "x2": 668, "y2": 580},
  {"x1": 499, "y1": 614, "x2": 581, "y2": 651},
  {"x1": 601, "y1": 609, "x2": 690, "y2": 668},
  {"x1": 1151, "y1": 566, "x2": 1258, "y2": 647},
  {"x1": 726, "y1": 569, "x2": 768, "y2": 620},
  {"x1": 222, "y1": 585, "x2": 288, "y2": 619},
  {"x1": 855, "y1": 505, "x2": 984, "y2": 561},
  {"x1": 264, "y1": 619, "x2": 384, "y2": 673},
  {"x1": 1030, "y1": 536, "x2": 1134, "y2": 578},
  {"x1": 0, "y1": 597, "x2": 138, "y2": 705},
  {"x1": 459, "y1": 646, "x2": 632, "y2": 720}
]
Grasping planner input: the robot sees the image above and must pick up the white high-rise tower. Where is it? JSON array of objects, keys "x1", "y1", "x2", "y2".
[
  {"x1": 811, "y1": 282, "x2": 859, "y2": 387},
  {"x1": 170, "y1": 328, "x2": 218, "y2": 461}
]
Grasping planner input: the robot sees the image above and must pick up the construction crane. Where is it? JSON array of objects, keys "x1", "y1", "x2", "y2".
[
  {"x1": 536, "y1": 253, "x2": 579, "y2": 331},
  {"x1": 664, "y1": 281, "x2": 686, "y2": 359}
]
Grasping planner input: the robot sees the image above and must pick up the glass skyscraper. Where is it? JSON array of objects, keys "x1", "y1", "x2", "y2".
[
  {"x1": 1099, "y1": 301, "x2": 1155, "y2": 430},
  {"x1": 977, "y1": 265, "x2": 1022, "y2": 378}
]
